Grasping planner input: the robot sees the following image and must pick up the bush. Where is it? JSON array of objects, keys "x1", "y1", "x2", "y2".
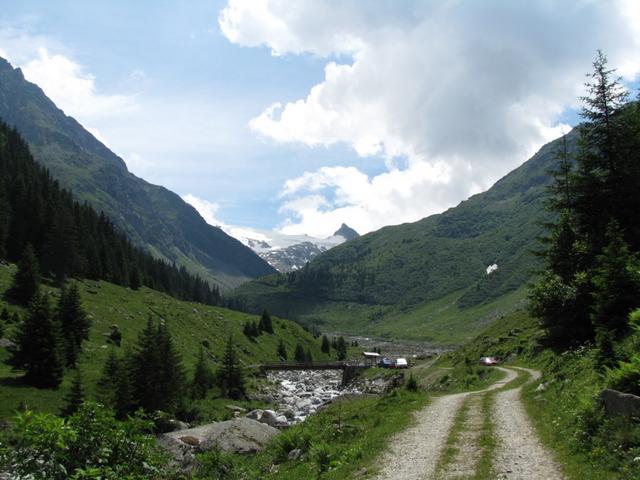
[
  {"x1": 406, "y1": 373, "x2": 419, "y2": 392},
  {"x1": 0, "y1": 402, "x2": 168, "y2": 480},
  {"x1": 605, "y1": 353, "x2": 640, "y2": 396}
]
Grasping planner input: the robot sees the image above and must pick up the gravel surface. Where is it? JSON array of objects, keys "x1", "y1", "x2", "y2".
[
  {"x1": 493, "y1": 367, "x2": 564, "y2": 480},
  {"x1": 372, "y1": 367, "x2": 516, "y2": 480}
]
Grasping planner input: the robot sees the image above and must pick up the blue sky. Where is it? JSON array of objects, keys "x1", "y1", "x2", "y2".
[{"x1": 1, "y1": 1, "x2": 639, "y2": 237}]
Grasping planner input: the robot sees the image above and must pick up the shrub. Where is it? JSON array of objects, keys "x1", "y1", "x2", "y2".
[{"x1": 605, "y1": 353, "x2": 640, "y2": 396}]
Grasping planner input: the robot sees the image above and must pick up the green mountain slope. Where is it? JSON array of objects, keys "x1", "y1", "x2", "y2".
[
  {"x1": 0, "y1": 263, "x2": 327, "y2": 419},
  {"x1": 234, "y1": 130, "x2": 578, "y2": 343},
  {"x1": 0, "y1": 57, "x2": 275, "y2": 289}
]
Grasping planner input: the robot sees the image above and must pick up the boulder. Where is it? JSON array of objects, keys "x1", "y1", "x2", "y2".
[
  {"x1": 160, "y1": 417, "x2": 280, "y2": 466},
  {"x1": 599, "y1": 389, "x2": 640, "y2": 417},
  {"x1": 288, "y1": 448, "x2": 303, "y2": 461},
  {"x1": 259, "y1": 410, "x2": 279, "y2": 426},
  {"x1": 246, "y1": 409, "x2": 264, "y2": 421}
]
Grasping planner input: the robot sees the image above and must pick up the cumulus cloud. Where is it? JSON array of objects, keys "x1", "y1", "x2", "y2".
[
  {"x1": 221, "y1": 0, "x2": 640, "y2": 237},
  {"x1": 182, "y1": 194, "x2": 225, "y2": 227},
  {"x1": 21, "y1": 48, "x2": 137, "y2": 120}
]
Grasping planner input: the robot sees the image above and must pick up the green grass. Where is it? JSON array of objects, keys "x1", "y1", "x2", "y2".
[
  {"x1": 0, "y1": 263, "x2": 331, "y2": 420},
  {"x1": 194, "y1": 387, "x2": 430, "y2": 480}
]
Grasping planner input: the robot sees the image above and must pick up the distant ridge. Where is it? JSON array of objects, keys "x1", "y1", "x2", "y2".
[
  {"x1": 0, "y1": 57, "x2": 275, "y2": 289},
  {"x1": 332, "y1": 223, "x2": 359, "y2": 241}
]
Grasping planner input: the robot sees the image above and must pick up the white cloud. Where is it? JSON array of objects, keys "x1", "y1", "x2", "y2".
[
  {"x1": 21, "y1": 48, "x2": 137, "y2": 120},
  {"x1": 221, "y1": 0, "x2": 640, "y2": 237},
  {"x1": 182, "y1": 194, "x2": 225, "y2": 227}
]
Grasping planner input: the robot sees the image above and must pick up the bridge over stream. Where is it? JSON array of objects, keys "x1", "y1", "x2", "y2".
[{"x1": 258, "y1": 361, "x2": 370, "y2": 386}]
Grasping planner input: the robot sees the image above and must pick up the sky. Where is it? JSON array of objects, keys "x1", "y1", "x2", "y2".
[{"x1": 1, "y1": 0, "x2": 639, "y2": 238}]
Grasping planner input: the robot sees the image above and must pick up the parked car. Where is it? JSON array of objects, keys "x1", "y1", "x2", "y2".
[
  {"x1": 479, "y1": 356, "x2": 499, "y2": 366},
  {"x1": 378, "y1": 357, "x2": 393, "y2": 368},
  {"x1": 394, "y1": 358, "x2": 408, "y2": 369}
]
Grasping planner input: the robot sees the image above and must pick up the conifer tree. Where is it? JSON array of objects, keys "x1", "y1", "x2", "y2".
[
  {"x1": 192, "y1": 346, "x2": 213, "y2": 400},
  {"x1": 320, "y1": 335, "x2": 330, "y2": 354},
  {"x1": 60, "y1": 370, "x2": 85, "y2": 417},
  {"x1": 9, "y1": 293, "x2": 63, "y2": 388},
  {"x1": 9, "y1": 244, "x2": 40, "y2": 306},
  {"x1": 217, "y1": 335, "x2": 245, "y2": 400},
  {"x1": 294, "y1": 343, "x2": 306, "y2": 362},
  {"x1": 57, "y1": 283, "x2": 91, "y2": 367},
  {"x1": 277, "y1": 338, "x2": 287, "y2": 360},
  {"x1": 591, "y1": 221, "x2": 640, "y2": 337},
  {"x1": 336, "y1": 336, "x2": 347, "y2": 361},
  {"x1": 259, "y1": 309, "x2": 274, "y2": 334},
  {"x1": 97, "y1": 348, "x2": 133, "y2": 419},
  {"x1": 155, "y1": 320, "x2": 186, "y2": 413},
  {"x1": 129, "y1": 317, "x2": 161, "y2": 412}
]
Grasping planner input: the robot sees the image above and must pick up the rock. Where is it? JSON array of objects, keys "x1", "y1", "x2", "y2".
[
  {"x1": 160, "y1": 417, "x2": 280, "y2": 460},
  {"x1": 226, "y1": 404, "x2": 247, "y2": 413},
  {"x1": 288, "y1": 448, "x2": 303, "y2": 461},
  {"x1": 155, "y1": 417, "x2": 190, "y2": 433},
  {"x1": 599, "y1": 389, "x2": 640, "y2": 417},
  {"x1": 0, "y1": 338, "x2": 16, "y2": 349},
  {"x1": 246, "y1": 409, "x2": 263, "y2": 421},
  {"x1": 281, "y1": 409, "x2": 295, "y2": 420},
  {"x1": 259, "y1": 410, "x2": 279, "y2": 426},
  {"x1": 535, "y1": 382, "x2": 547, "y2": 392}
]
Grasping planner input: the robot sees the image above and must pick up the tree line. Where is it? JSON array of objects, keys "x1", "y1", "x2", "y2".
[
  {"x1": 531, "y1": 51, "x2": 640, "y2": 358},
  {"x1": 0, "y1": 119, "x2": 221, "y2": 306}
]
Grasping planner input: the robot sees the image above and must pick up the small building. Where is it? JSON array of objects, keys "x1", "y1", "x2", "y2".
[
  {"x1": 362, "y1": 351, "x2": 381, "y2": 367},
  {"x1": 395, "y1": 358, "x2": 408, "y2": 369}
]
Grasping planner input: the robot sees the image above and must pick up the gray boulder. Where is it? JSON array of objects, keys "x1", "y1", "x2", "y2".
[{"x1": 159, "y1": 417, "x2": 281, "y2": 467}]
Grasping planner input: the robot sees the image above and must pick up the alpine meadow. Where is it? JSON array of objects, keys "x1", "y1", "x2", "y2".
[{"x1": 1, "y1": 2, "x2": 640, "y2": 479}]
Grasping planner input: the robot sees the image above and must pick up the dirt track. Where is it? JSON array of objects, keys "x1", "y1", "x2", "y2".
[{"x1": 371, "y1": 367, "x2": 563, "y2": 479}]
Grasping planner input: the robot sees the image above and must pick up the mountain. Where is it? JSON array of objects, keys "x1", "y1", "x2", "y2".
[
  {"x1": 0, "y1": 57, "x2": 275, "y2": 289},
  {"x1": 333, "y1": 223, "x2": 359, "y2": 241},
  {"x1": 233, "y1": 129, "x2": 577, "y2": 343},
  {"x1": 225, "y1": 224, "x2": 359, "y2": 272}
]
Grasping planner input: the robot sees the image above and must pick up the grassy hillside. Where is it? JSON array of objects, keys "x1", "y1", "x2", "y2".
[
  {"x1": 0, "y1": 57, "x2": 275, "y2": 289},
  {"x1": 233, "y1": 129, "x2": 578, "y2": 339},
  {"x1": 440, "y1": 310, "x2": 640, "y2": 479},
  {"x1": 0, "y1": 263, "x2": 328, "y2": 420}
]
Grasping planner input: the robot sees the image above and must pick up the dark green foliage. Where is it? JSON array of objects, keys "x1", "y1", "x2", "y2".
[
  {"x1": 0, "y1": 119, "x2": 222, "y2": 306},
  {"x1": 9, "y1": 293, "x2": 63, "y2": 388},
  {"x1": 8, "y1": 244, "x2": 39, "y2": 306},
  {"x1": 305, "y1": 349, "x2": 313, "y2": 363},
  {"x1": 96, "y1": 348, "x2": 132, "y2": 419},
  {"x1": 321, "y1": 334, "x2": 330, "y2": 354},
  {"x1": 57, "y1": 282, "x2": 91, "y2": 367},
  {"x1": 259, "y1": 309, "x2": 274, "y2": 334},
  {"x1": 192, "y1": 347, "x2": 214, "y2": 400},
  {"x1": 242, "y1": 320, "x2": 260, "y2": 338},
  {"x1": 406, "y1": 373, "x2": 418, "y2": 392},
  {"x1": 294, "y1": 343, "x2": 306, "y2": 362},
  {"x1": 591, "y1": 221, "x2": 640, "y2": 337},
  {"x1": 217, "y1": 335, "x2": 245, "y2": 400},
  {"x1": 60, "y1": 370, "x2": 84, "y2": 417},
  {"x1": 0, "y1": 402, "x2": 166, "y2": 479},
  {"x1": 129, "y1": 317, "x2": 185, "y2": 414},
  {"x1": 336, "y1": 336, "x2": 347, "y2": 361},
  {"x1": 531, "y1": 52, "x2": 640, "y2": 351},
  {"x1": 0, "y1": 306, "x2": 8, "y2": 321},
  {"x1": 277, "y1": 338, "x2": 287, "y2": 360}
]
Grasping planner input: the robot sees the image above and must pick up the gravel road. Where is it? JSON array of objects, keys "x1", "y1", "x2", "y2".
[
  {"x1": 371, "y1": 367, "x2": 516, "y2": 480},
  {"x1": 493, "y1": 367, "x2": 564, "y2": 480}
]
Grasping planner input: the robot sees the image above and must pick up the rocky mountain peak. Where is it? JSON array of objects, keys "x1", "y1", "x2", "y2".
[{"x1": 332, "y1": 223, "x2": 359, "y2": 241}]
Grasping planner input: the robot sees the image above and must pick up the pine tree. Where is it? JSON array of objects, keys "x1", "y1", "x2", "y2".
[
  {"x1": 591, "y1": 221, "x2": 640, "y2": 338},
  {"x1": 155, "y1": 320, "x2": 186, "y2": 413},
  {"x1": 96, "y1": 348, "x2": 132, "y2": 419},
  {"x1": 321, "y1": 335, "x2": 330, "y2": 354},
  {"x1": 336, "y1": 336, "x2": 347, "y2": 361},
  {"x1": 129, "y1": 317, "x2": 161, "y2": 412},
  {"x1": 294, "y1": 343, "x2": 306, "y2": 362},
  {"x1": 9, "y1": 293, "x2": 63, "y2": 388},
  {"x1": 277, "y1": 339, "x2": 287, "y2": 360},
  {"x1": 192, "y1": 347, "x2": 213, "y2": 400},
  {"x1": 259, "y1": 309, "x2": 274, "y2": 334},
  {"x1": 57, "y1": 283, "x2": 91, "y2": 367},
  {"x1": 60, "y1": 370, "x2": 84, "y2": 417},
  {"x1": 217, "y1": 335, "x2": 245, "y2": 400},
  {"x1": 9, "y1": 244, "x2": 40, "y2": 306}
]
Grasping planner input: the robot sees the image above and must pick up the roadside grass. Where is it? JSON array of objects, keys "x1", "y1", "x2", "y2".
[
  {"x1": 434, "y1": 395, "x2": 472, "y2": 475},
  {"x1": 194, "y1": 387, "x2": 430, "y2": 480},
  {"x1": 472, "y1": 391, "x2": 497, "y2": 480},
  {"x1": 426, "y1": 363, "x2": 506, "y2": 395},
  {"x1": 0, "y1": 263, "x2": 330, "y2": 421}
]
